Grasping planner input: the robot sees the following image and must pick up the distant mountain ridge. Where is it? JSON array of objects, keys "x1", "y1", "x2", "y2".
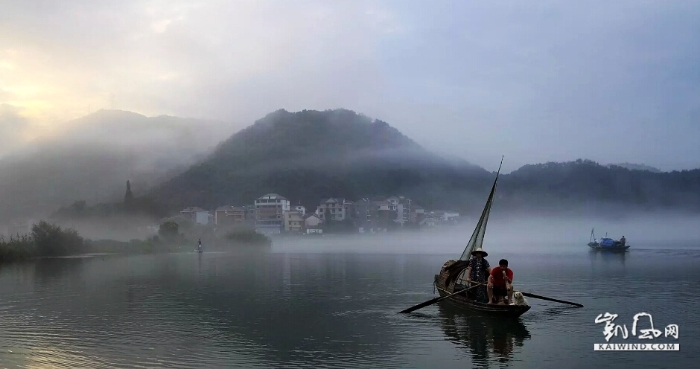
[
  {"x1": 502, "y1": 159, "x2": 700, "y2": 214},
  {"x1": 148, "y1": 109, "x2": 700, "y2": 216}
]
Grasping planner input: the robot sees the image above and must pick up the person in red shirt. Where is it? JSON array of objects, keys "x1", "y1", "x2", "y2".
[{"x1": 488, "y1": 259, "x2": 514, "y2": 305}]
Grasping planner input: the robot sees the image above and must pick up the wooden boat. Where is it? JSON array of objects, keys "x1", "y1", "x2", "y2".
[
  {"x1": 434, "y1": 277, "x2": 531, "y2": 318},
  {"x1": 432, "y1": 157, "x2": 531, "y2": 318}
]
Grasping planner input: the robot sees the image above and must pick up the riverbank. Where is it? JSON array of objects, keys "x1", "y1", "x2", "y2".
[{"x1": 0, "y1": 222, "x2": 271, "y2": 264}]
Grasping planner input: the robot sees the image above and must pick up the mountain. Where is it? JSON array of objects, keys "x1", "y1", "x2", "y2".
[
  {"x1": 149, "y1": 109, "x2": 700, "y2": 216},
  {"x1": 149, "y1": 109, "x2": 491, "y2": 213},
  {"x1": 30, "y1": 108, "x2": 700, "y2": 223},
  {"x1": 608, "y1": 163, "x2": 662, "y2": 173},
  {"x1": 501, "y1": 159, "x2": 700, "y2": 215},
  {"x1": 0, "y1": 110, "x2": 231, "y2": 221}
]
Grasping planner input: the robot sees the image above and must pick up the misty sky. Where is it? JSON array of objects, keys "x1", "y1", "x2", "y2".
[{"x1": 1, "y1": 0, "x2": 699, "y2": 172}]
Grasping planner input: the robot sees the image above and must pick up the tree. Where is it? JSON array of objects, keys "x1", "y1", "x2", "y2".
[
  {"x1": 71, "y1": 200, "x2": 87, "y2": 214},
  {"x1": 31, "y1": 221, "x2": 84, "y2": 256},
  {"x1": 158, "y1": 220, "x2": 179, "y2": 241},
  {"x1": 32, "y1": 221, "x2": 63, "y2": 256},
  {"x1": 124, "y1": 180, "x2": 134, "y2": 211}
]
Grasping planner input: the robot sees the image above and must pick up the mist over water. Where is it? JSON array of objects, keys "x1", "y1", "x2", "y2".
[
  {"x1": 51, "y1": 215, "x2": 160, "y2": 242},
  {"x1": 271, "y1": 214, "x2": 700, "y2": 256}
]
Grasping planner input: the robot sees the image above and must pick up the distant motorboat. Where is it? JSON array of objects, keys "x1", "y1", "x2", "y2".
[{"x1": 587, "y1": 228, "x2": 629, "y2": 252}]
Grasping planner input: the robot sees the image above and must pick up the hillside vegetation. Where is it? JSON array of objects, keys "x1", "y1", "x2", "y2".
[{"x1": 149, "y1": 109, "x2": 491, "y2": 213}]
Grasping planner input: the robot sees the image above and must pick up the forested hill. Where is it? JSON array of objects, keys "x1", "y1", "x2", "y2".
[
  {"x1": 499, "y1": 160, "x2": 700, "y2": 214},
  {"x1": 147, "y1": 109, "x2": 492, "y2": 213}
]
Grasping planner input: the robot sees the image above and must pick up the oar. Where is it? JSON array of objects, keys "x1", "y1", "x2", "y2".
[
  {"x1": 460, "y1": 281, "x2": 584, "y2": 308},
  {"x1": 519, "y1": 292, "x2": 583, "y2": 308},
  {"x1": 399, "y1": 284, "x2": 478, "y2": 314}
]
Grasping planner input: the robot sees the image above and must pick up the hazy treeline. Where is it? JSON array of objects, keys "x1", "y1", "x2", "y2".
[{"x1": 0, "y1": 218, "x2": 271, "y2": 264}]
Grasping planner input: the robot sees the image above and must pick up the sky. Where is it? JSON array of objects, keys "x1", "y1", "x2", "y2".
[{"x1": 1, "y1": 0, "x2": 699, "y2": 173}]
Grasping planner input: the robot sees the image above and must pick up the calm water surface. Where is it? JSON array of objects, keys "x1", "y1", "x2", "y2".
[{"x1": 0, "y1": 237, "x2": 698, "y2": 369}]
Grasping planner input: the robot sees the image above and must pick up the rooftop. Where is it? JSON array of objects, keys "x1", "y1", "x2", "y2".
[
  {"x1": 216, "y1": 206, "x2": 246, "y2": 211},
  {"x1": 257, "y1": 193, "x2": 288, "y2": 200}
]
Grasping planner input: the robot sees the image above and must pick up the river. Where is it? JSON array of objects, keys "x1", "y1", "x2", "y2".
[{"x1": 0, "y1": 235, "x2": 697, "y2": 368}]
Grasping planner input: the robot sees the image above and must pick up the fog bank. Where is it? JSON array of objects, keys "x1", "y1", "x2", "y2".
[{"x1": 270, "y1": 213, "x2": 700, "y2": 255}]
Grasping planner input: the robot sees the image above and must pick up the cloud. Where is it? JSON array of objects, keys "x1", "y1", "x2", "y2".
[
  {"x1": 0, "y1": 88, "x2": 14, "y2": 100},
  {"x1": 0, "y1": 0, "x2": 699, "y2": 171},
  {"x1": 0, "y1": 104, "x2": 31, "y2": 150}
]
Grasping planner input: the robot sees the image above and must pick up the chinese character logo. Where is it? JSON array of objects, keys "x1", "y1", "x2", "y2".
[
  {"x1": 665, "y1": 324, "x2": 679, "y2": 339},
  {"x1": 595, "y1": 313, "x2": 628, "y2": 342},
  {"x1": 632, "y1": 313, "x2": 662, "y2": 339},
  {"x1": 595, "y1": 312, "x2": 679, "y2": 342}
]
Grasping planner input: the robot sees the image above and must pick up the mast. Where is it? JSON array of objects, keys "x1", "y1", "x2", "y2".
[{"x1": 459, "y1": 156, "x2": 504, "y2": 261}]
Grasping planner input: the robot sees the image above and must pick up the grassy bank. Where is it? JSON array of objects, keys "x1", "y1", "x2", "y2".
[
  {"x1": 0, "y1": 234, "x2": 35, "y2": 262},
  {"x1": 0, "y1": 221, "x2": 86, "y2": 263}
]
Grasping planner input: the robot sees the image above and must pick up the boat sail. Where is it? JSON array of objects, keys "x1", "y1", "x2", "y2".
[
  {"x1": 459, "y1": 156, "x2": 503, "y2": 261},
  {"x1": 441, "y1": 156, "x2": 503, "y2": 288}
]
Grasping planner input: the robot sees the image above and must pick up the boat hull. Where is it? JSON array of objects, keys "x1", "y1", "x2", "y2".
[
  {"x1": 435, "y1": 284, "x2": 531, "y2": 318},
  {"x1": 588, "y1": 244, "x2": 630, "y2": 252}
]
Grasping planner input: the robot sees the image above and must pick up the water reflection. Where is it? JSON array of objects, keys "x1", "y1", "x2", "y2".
[
  {"x1": 197, "y1": 251, "x2": 202, "y2": 274},
  {"x1": 437, "y1": 304, "x2": 530, "y2": 368},
  {"x1": 588, "y1": 249, "x2": 627, "y2": 267},
  {"x1": 33, "y1": 257, "x2": 87, "y2": 287}
]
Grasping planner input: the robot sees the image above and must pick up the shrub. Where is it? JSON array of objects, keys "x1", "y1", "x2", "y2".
[
  {"x1": 158, "y1": 220, "x2": 180, "y2": 241},
  {"x1": 225, "y1": 229, "x2": 271, "y2": 245}
]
